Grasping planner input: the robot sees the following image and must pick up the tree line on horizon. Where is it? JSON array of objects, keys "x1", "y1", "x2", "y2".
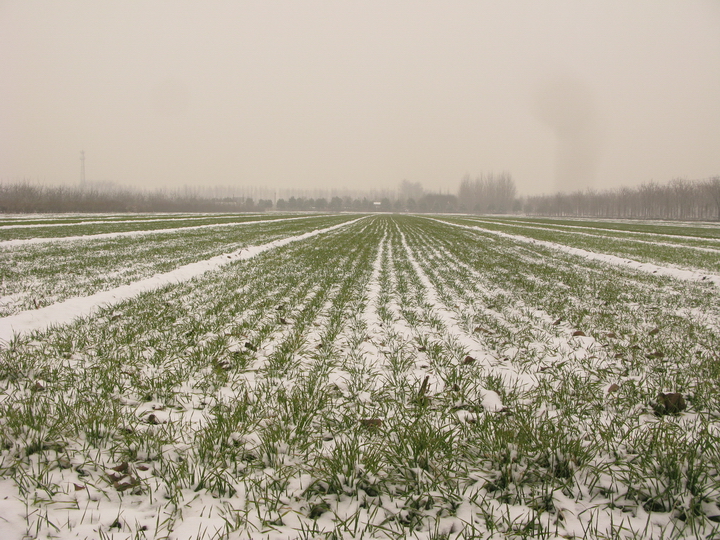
[
  {"x1": 0, "y1": 181, "x2": 462, "y2": 214},
  {"x1": 0, "y1": 182, "x2": 270, "y2": 214},
  {"x1": 523, "y1": 177, "x2": 720, "y2": 221},
  {"x1": 1, "y1": 175, "x2": 718, "y2": 221}
]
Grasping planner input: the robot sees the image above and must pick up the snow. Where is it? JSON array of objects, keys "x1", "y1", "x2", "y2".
[
  {"x1": 429, "y1": 217, "x2": 720, "y2": 286},
  {"x1": 0, "y1": 217, "x2": 363, "y2": 344},
  {"x1": 0, "y1": 213, "x2": 263, "y2": 230},
  {"x1": 0, "y1": 215, "x2": 319, "y2": 247},
  {"x1": 470, "y1": 216, "x2": 720, "y2": 246},
  {"x1": 1, "y1": 214, "x2": 718, "y2": 539}
]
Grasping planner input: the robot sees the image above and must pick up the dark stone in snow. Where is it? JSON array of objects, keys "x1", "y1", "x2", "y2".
[{"x1": 653, "y1": 392, "x2": 686, "y2": 415}]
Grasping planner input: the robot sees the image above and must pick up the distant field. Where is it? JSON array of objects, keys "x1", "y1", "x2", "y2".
[
  {"x1": 0, "y1": 214, "x2": 348, "y2": 316},
  {"x1": 1, "y1": 213, "x2": 719, "y2": 539},
  {"x1": 0, "y1": 213, "x2": 301, "y2": 241}
]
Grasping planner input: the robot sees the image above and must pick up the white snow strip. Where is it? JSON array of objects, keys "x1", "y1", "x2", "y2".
[
  {"x1": 395, "y1": 225, "x2": 504, "y2": 408},
  {"x1": 0, "y1": 217, "x2": 364, "y2": 344},
  {"x1": 461, "y1": 216, "x2": 720, "y2": 253},
  {"x1": 0, "y1": 215, "x2": 321, "y2": 247},
  {"x1": 362, "y1": 232, "x2": 387, "y2": 333},
  {"x1": 427, "y1": 217, "x2": 720, "y2": 287},
  {"x1": 466, "y1": 216, "x2": 720, "y2": 244},
  {"x1": 0, "y1": 214, "x2": 264, "y2": 229}
]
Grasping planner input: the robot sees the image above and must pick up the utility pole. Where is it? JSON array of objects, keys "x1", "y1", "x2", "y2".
[{"x1": 80, "y1": 150, "x2": 86, "y2": 187}]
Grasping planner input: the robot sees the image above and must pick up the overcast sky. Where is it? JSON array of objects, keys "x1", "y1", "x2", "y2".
[{"x1": 1, "y1": 1, "x2": 719, "y2": 195}]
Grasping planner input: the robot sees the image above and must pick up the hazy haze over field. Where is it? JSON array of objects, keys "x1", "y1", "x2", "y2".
[{"x1": 1, "y1": 1, "x2": 719, "y2": 195}]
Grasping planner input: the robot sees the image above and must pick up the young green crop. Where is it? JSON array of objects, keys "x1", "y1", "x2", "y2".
[
  {"x1": 0, "y1": 214, "x2": 718, "y2": 539},
  {"x1": 0, "y1": 214, "x2": 353, "y2": 316}
]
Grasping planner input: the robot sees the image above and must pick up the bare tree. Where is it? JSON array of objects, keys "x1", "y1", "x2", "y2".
[
  {"x1": 399, "y1": 180, "x2": 424, "y2": 202},
  {"x1": 457, "y1": 172, "x2": 518, "y2": 214},
  {"x1": 523, "y1": 176, "x2": 719, "y2": 220},
  {"x1": 703, "y1": 176, "x2": 720, "y2": 221}
]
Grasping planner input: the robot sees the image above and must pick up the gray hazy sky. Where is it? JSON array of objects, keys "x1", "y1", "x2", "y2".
[{"x1": 2, "y1": 1, "x2": 719, "y2": 195}]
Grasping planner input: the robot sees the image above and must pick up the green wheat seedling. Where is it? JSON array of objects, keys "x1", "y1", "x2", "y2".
[
  {"x1": 0, "y1": 214, "x2": 354, "y2": 316},
  {"x1": 1, "y1": 214, "x2": 719, "y2": 538}
]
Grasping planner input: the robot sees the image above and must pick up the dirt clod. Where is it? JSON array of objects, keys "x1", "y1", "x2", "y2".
[
  {"x1": 653, "y1": 392, "x2": 686, "y2": 415},
  {"x1": 107, "y1": 472, "x2": 124, "y2": 483},
  {"x1": 111, "y1": 462, "x2": 129, "y2": 473},
  {"x1": 113, "y1": 475, "x2": 141, "y2": 492}
]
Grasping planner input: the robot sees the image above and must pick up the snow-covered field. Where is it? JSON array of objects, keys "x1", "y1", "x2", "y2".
[
  {"x1": 0, "y1": 214, "x2": 347, "y2": 317},
  {"x1": 1, "y1": 214, "x2": 719, "y2": 539}
]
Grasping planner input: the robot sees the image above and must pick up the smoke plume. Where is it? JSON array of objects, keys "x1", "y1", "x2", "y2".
[{"x1": 534, "y1": 76, "x2": 600, "y2": 192}]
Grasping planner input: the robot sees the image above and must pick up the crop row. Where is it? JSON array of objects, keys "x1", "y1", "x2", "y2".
[
  {"x1": 0, "y1": 215, "x2": 354, "y2": 317},
  {"x1": 0, "y1": 213, "x2": 282, "y2": 241},
  {"x1": 0, "y1": 212, "x2": 264, "y2": 224},
  {"x1": 484, "y1": 216, "x2": 720, "y2": 240},
  {"x1": 439, "y1": 215, "x2": 720, "y2": 274}
]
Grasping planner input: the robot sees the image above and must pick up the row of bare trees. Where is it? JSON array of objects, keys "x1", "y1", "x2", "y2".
[
  {"x1": 0, "y1": 182, "x2": 268, "y2": 213},
  {"x1": 523, "y1": 177, "x2": 720, "y2": 221},
  {"x1": 458, "y1": 172, "x2": 518, "y2": 214},
  {"x1": 4, "y1": 176, "x2": 719, "y2": 220}
]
